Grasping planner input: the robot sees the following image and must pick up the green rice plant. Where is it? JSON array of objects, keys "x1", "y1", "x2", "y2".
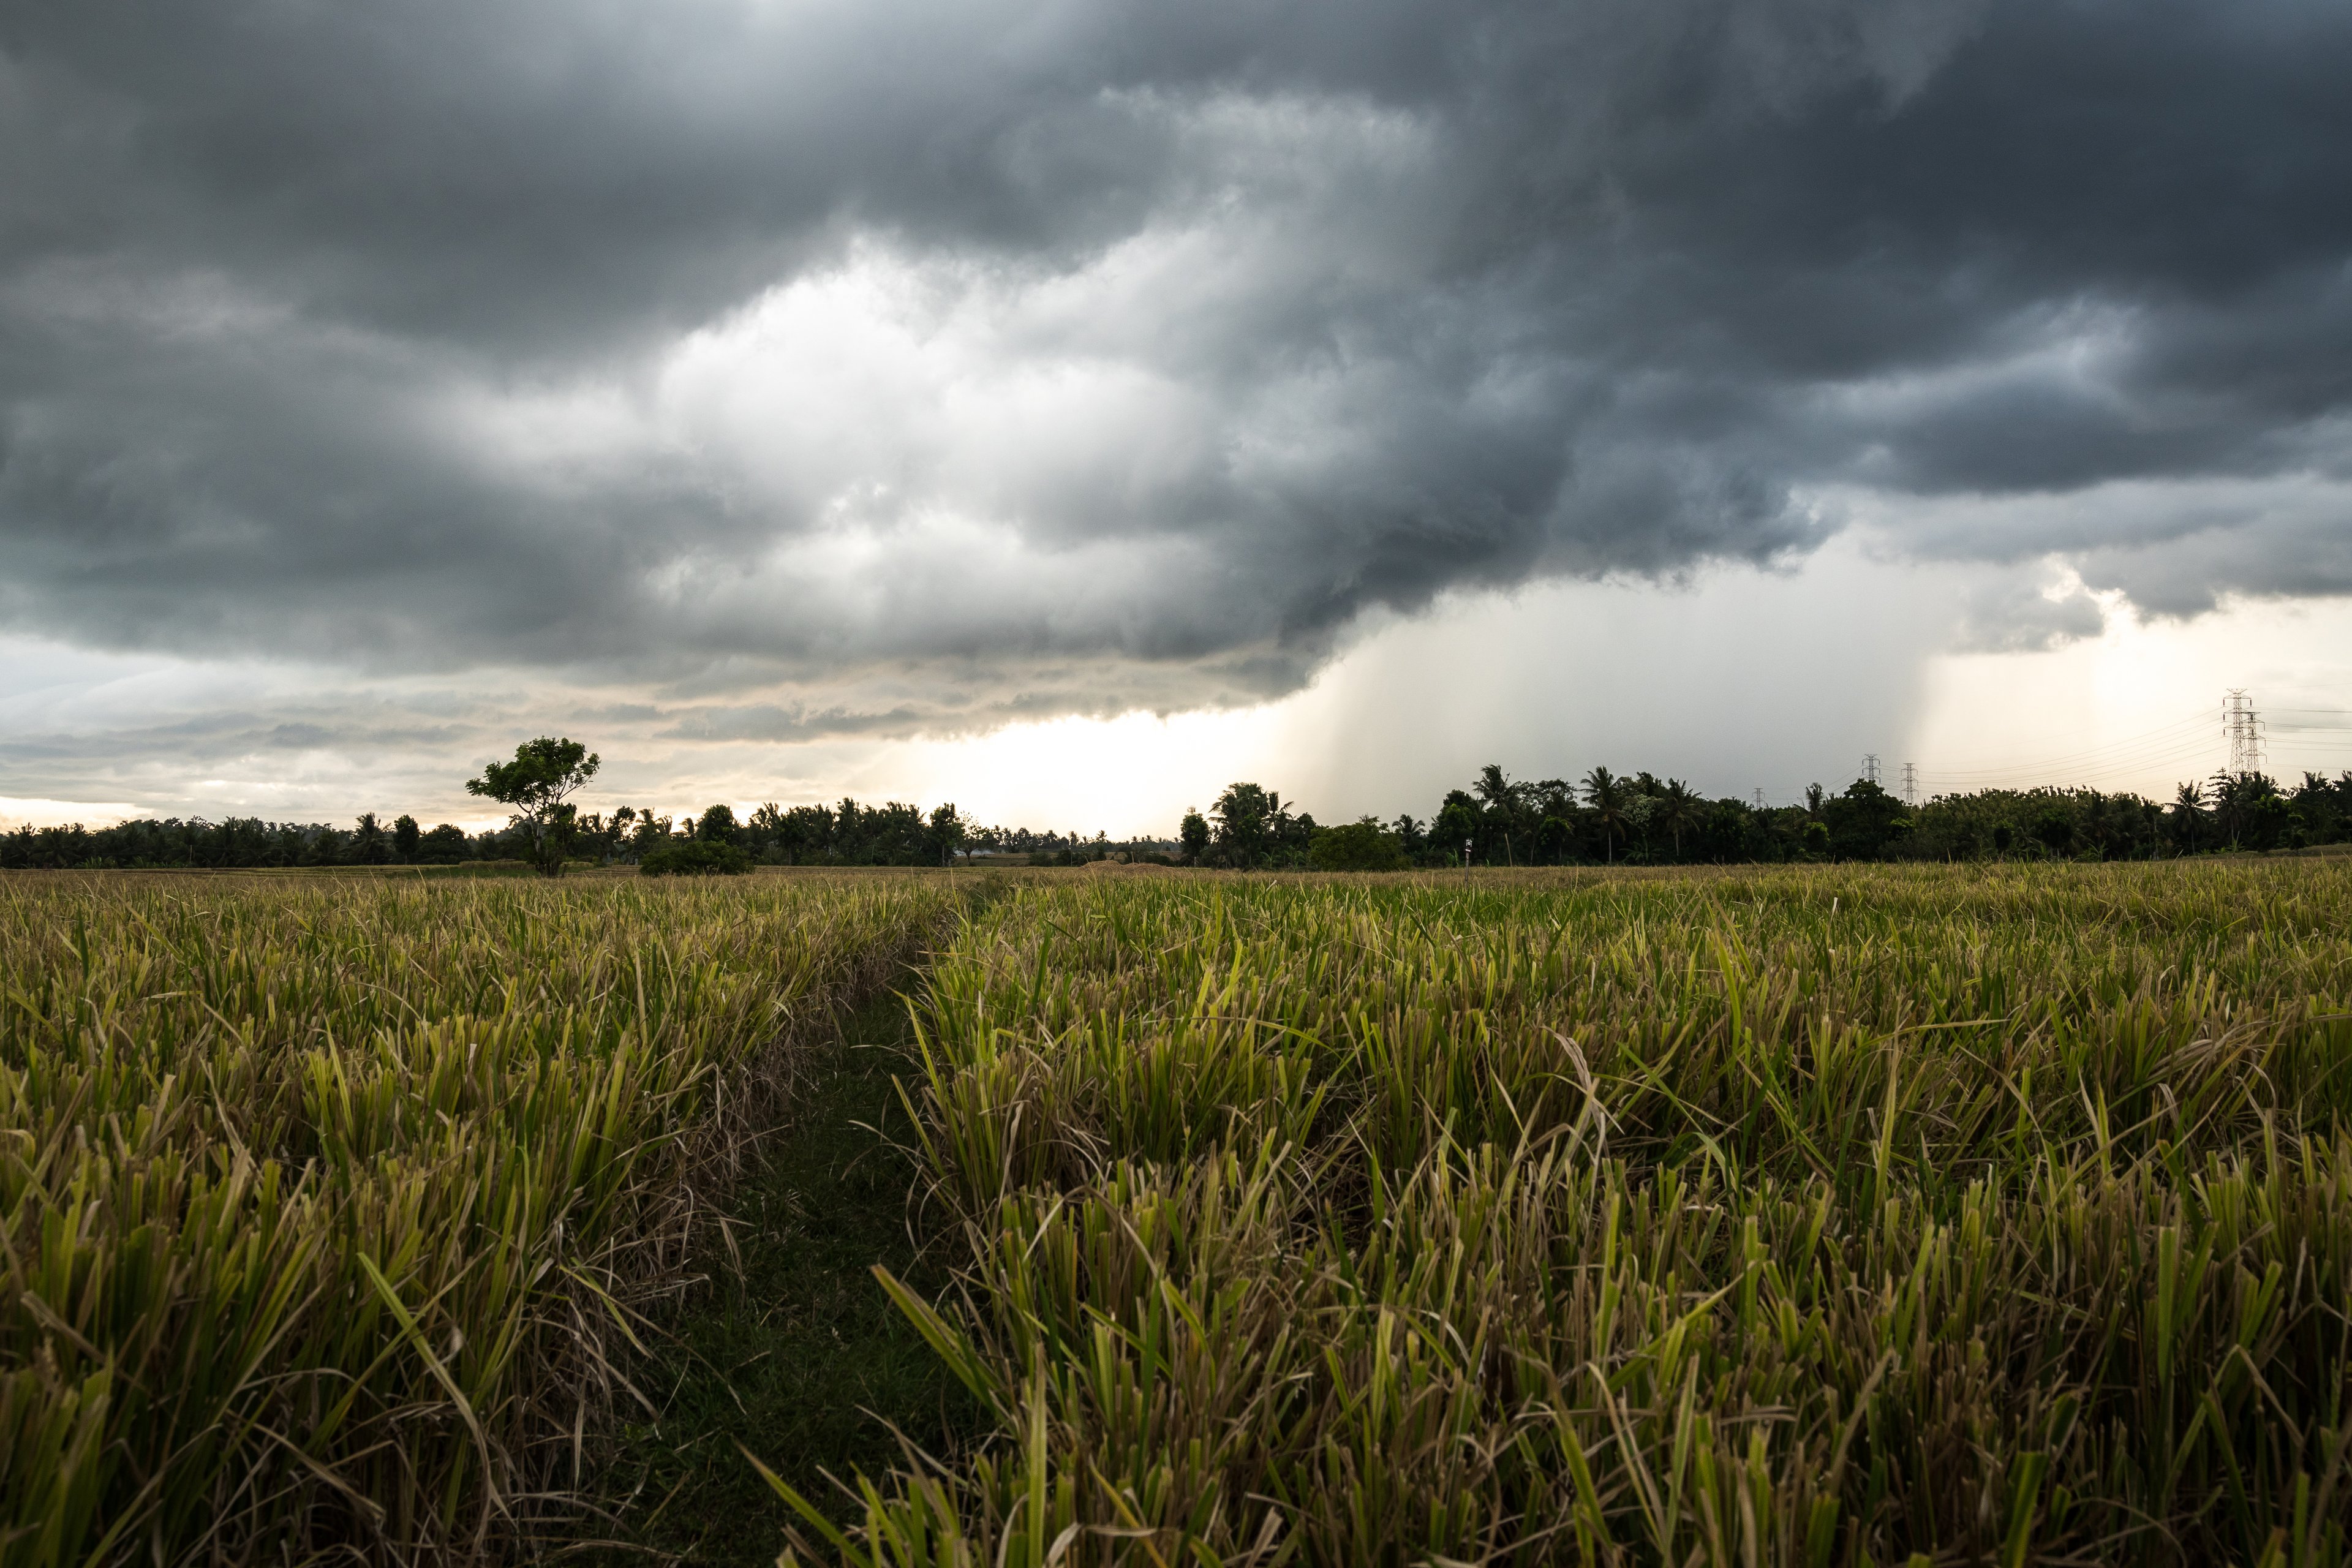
[
  {"x1": 0, "y1": 870, "x2": 959, "y2": 1567},
  {"x1": 786, "y1": 862, "x2": 2352, "y2": 1566}
]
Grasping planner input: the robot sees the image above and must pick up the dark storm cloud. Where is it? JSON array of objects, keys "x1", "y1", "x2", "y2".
[{"x1": 2, "y1": 0, "x2": 2348, "y2": 713}]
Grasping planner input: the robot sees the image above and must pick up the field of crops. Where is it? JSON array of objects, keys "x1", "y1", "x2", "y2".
[
  {"x1": 10, "y1": 861, "x2": 2352, "y2": 1567},
  {"x1": 0, "y1": 872, "x2": 957, "y2": 1567},
  {"x1": 772, "y1": 862, "x2": 2352, "y2": 1567}
]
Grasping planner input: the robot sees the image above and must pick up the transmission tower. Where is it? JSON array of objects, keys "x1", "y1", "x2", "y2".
[
  {"x1": 1863, "y1": 753, "x2": 1881, "y2": 786},
  {"x1": 1901, "y1": 762, "x2": 1918, "y2": 807},
  {"x1": 2223, "y1": 689, "x2": 2265, "y2": 774},
  {"x1": 1752, "y1": 786, "x2": 1766, "y2": 809}
]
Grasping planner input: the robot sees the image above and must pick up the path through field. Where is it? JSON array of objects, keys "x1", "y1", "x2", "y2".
[{"x1": 583, "y1": 985, "x2": 979, "y2": 1563}]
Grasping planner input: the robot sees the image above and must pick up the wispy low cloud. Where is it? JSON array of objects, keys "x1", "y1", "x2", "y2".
[
  {"x1": 1, "y1": 0, "x2": 2348, "y2": 733},
  {"x1": 1951, "y1": 568, "x2": 2109, "y2": 655}
]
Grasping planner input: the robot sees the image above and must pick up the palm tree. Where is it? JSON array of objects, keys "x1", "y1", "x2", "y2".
[
  {"x1": 1475, "y1": 764, "x2": 1534, "y2": 863},
  {"x1": 1655, "y1": 778, "x2": 1702, "y2": 861},
  {"x1": 1582, "y1": 766, "x2": 1628, "y2": 863},
  {"x1": 2173, "y1": 780, "x2": 2204, "y2": 853},
  {"x1": 2209, "y1": 769, "x2": 2244, "y2": 848}
]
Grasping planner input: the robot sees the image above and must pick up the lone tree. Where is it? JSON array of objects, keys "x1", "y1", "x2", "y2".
[
  {"x1": 467, "y1": 736, "x2": 600, "y2": 876},
  {"x1": 1210, "y1": 783, "x2": 1282, "y2": 869},
  {"x1": 1179, "y1": 808, "x2": 1210, "y2": 865},
  {"x1": 928, "y1": 803, "x2": 968, "y2": 864}
]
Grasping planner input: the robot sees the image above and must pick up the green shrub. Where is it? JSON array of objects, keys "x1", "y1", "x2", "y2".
[
  {"x1": 1306, "y1": 816, "x2": 1411, "y2": 871},
  {"x1": 639, "y1": 839, "x2": 754, "y2": 875}
]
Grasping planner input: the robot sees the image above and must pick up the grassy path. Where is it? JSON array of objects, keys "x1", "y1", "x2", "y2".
[{"x1": 587, "y1": 984, "x2": 974, "y2": 1564}]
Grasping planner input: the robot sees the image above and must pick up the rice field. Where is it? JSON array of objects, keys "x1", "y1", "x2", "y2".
[
  {"x1": 772, "y1": 861, "x2": 2352, "y2": 1567},
  {"x1": 0, "y1": 872, "x2": 957, "y2": 1567},
  {"x1": 10, "y1": 861, "x2": 2352, "y2": 1567}
]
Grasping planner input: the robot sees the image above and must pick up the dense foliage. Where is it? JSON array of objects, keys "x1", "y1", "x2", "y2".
[
  {"x1": 794, "y1": 862, "x2": 2352, "y2": 1567},
  {"x1": 639, "y1": 837, "x2": 755, "y2": 875},
  {"x1": 0, "y1": 797, "x2": 1169, "y2": 871},
  {"x1": 1188, "y1": 763, "x2": 2352, "y2": 869},
  {"x1": 8, "y1": 756, "x2": 2343, "y2": 873},
  {"x1": 0, "y1": 811, "x2": 494, "y2": 870}
]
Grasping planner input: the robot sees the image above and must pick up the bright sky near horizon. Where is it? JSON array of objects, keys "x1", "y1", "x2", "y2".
[
  {"x1": 3, "y1": 0, "x2": 2348, "y2": 832},
  {"x1": 4, "y1": 533, "x2": 2343, "y2": 836}
]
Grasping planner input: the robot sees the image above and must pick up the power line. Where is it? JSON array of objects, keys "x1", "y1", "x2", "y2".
[
  {"x1": 1911, "y1": 718, "x2": 2227, "y2": 797},
  {"x1": 1916, "y1": 712, "x2": 2214, "y2": 780},
  {"x1": 1915, "y1": 736, "x2": 2220, "y2": 791},
  {"x1": 1915, "y1": 720, "x2": 2209, "y2": 780},
  {"x1": 1927, "y1": 733, "x2": 2222, "y2": 777},
  {"x1": 1871, "y1": 691, "x2": 2335, "y2": 805},
  {"x1": 1918, "y1": 760, "x2": 2215, "y2": 791}
]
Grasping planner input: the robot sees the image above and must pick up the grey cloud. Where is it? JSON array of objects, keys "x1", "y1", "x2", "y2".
[
  {"x1": 2, "y1": 0, "x2": 2349, "y2": 717},
  {"x1": 2076, "y1": 489, "x2": 2352, "y2": 617},
  {"x1": 0, "y1": 701, "x2": 480, "y2": 772},
  {"x1": 1952, "y1": 571, "x2": 2107, "y2": 655},
  {"x1": 659, "y1": 706, "x2": 934, "y2": 745}
]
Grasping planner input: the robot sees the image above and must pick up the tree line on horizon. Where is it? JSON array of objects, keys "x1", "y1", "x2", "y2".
[
  {"x1": 5, "y1": 738, "x2": 2345, "y2": 872},
  {"x1": 0, "y1": 737, "x2": 1174, "y2": 873},
  {"x1": 1183, "y1": 762, "x2": 2350, "y2": 870},
  {"x1": 0, "y1": 800, "x2": 1169, "y2": 872}
]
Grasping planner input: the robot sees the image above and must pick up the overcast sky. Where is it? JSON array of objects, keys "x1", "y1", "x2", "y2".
[{"x1": 3, "y1": 0, "x2": 2348, "y2": 832}]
